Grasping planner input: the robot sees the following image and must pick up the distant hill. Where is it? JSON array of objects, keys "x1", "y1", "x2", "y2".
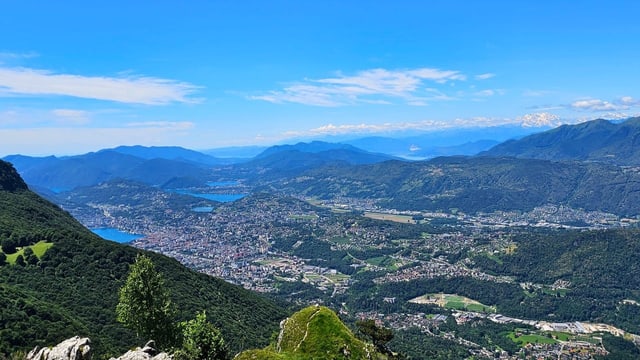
[
  {"x1": 109, "y1": 145, "x2": 223, "y2": 165},
  {"x1": 3, "y1": 149, "x2": 213, "y2": 191},
  {"x1": 223, "y1": 141, "x2": 397, "y2": 181},
  {"x1": 411, "y1": 139, "x2": 500, "y2": 159},
  {"x1": 203, "y1": 145, "x2": 268, "y2": 159},
  {"x1": 481, "y1": 117, "x2": 640, "y2": 165},
  {"x1": 262, "y1": 156, "x2": 640, "y2": 216},
  {"x1": 254, "y1": 140, "x2": 396, "y2": 161},
  {"x1": 236, "y1": 305, "x2": 387, "y2": 360},
  {"x1": 342, "y1": 125, "x2": 543, "y2": 158},
  {"x1": 0, "y1": 160, "x2": 286, "y2": 357}
]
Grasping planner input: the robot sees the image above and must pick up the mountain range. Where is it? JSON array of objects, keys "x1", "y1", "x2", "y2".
[
  {"x1": 5, "y1": 117, "x2": 640, "y2": 217},
  {"x1": 482, "y1": 117, "x2": 640, "y2": 165}
]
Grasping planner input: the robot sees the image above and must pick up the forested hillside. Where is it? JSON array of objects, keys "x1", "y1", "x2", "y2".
[
  {"x1": 262, "y1": 156, "x2": 640, "y2": 216},
  {"x1": 481, "y1": 117, "x2": 640, "y2": 165},
  {"x1": 0, "y1": 161, "x2": 286, "y2": 357}
]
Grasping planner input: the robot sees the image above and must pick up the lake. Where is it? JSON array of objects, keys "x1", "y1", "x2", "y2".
[
  {"x1": 192, "y1": 206, "x2": 214, "y2": 213},
  {"x1": 207, "y1": 181, "x2": 239, "y2": 187},
  {"x1": 92, "y1": 228, "x2": 144, "y2": 243},
  {"x1": 173, "y1": 189, "x2": 246, "y2": 202}
]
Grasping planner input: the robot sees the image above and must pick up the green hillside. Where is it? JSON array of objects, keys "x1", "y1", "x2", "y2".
[
  {"x1": 236, "y1": 305, "x2": 387, "y2": 360},
  {"x1": 0, "y1": 160, "x2": 286, "y2": 357},
  {"x1": 263, "y1": 156, "x2": 640, "y2": 216},
  {"x1": 481, "y1": 117, "x2": 640, "y2": 165}
]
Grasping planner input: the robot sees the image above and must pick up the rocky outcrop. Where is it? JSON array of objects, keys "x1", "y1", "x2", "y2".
[
  {"x1": 26, "y1": 338, "x2": 171, "y2": 360},
  {"x1": 109, "y1": 341, "x2": 171, "y2": 360},
  {"x1": 26, "y1": 336, "x2": 92, "y2": 360}
]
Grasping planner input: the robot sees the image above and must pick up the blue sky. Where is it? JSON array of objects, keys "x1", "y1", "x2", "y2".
[{"x1": 1, "y1": 0, "x2": 639, "y2": 155}]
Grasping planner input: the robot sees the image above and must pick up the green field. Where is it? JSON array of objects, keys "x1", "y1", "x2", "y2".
[
  {"x1": 289, "y1": 214, "x2": 318, "y2": 220},
  {"x1": 508, "y1": 332, "x2": 557, "y2": 346},
  {"x1": 328, "y1": 236, "x2": 350, "y2": 245},
  {"x1": 4, "y1": 241, "x2": 54, "y2": 265},
  {"x1": 363, "y1": 212, "x2": 415, "y2": 224},
  {"x1": 364, "y1": 256, "x2": 400, "y2": 270},
  {"x1": 325, "y1": 273, "x2": 350, "y2": 282},
  {"x1": 410, "y1": 293, "x2": 496, "y2": 313},
  {"x1": 549, "y1": 331, "x2": 571, "y2": 341},
  {"x1": 482, "y1": 252, "x2": 504, "y2": 265}
]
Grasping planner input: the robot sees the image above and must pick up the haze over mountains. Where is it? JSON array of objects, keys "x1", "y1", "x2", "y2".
[{"x1": 6, "y1": 117, "x2": 640, "y2": 218}]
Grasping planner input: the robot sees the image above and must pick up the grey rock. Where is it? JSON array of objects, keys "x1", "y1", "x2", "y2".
[
  {"x1": 108, "y1": 340, "x2": 171, "y2": 360},
  {"x1": 26, "y1": 336, "x2": 92, "y2": 360}
]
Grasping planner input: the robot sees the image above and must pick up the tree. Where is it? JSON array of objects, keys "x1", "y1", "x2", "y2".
[
  {"x1": 174, "y1": 311, "x2": 229, "y2": 360},
  {"x1": 356, "y1": 319, "x2": 394, "y2": 354},
  {"x1": 1, "y1": 238, "x2": 16, "y2": 254},
  {"x1": 14, "y1": 255, "x2": 25, "y2": 267},
  {"x1": 0, "y1": 252, "x2": 6, "y2": 266},
  {"x1": 22, "y1": 247, "x2": 38, "y2": 265},
  {"x1": 115, "y1": 254, "x2": 177, "y2": 349}
]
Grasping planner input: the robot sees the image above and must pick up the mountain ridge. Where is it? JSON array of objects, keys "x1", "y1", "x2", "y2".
[{"x1": 481, "y1": 117, "x2": 640, "y2": 165}]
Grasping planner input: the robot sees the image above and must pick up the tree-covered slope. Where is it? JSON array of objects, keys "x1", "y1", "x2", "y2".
[
  {"x1": 481, "y1": 117, "x2": 640, "y2": 165},
  {"x1": 264, "y1": 156, "x2": 640, "y2": 216},
  {"x1": 0, "y1": 160, "x2": 286, "y2": 357},
  {"x1": 3, "y1": 150, "x2": 213, "y2": 191}
]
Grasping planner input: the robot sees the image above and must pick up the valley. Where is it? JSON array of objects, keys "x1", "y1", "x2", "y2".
[
  {"x1": 5, "y1": 118, "x2": 640, "y2": 359},
  {"x1": 48, "y1": 176, "x2": 640, "y2": 359}
]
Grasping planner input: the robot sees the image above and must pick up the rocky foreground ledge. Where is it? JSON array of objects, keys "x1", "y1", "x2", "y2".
[{"x1": 26, "y1": 336, "x2": 171, "y2": 360}]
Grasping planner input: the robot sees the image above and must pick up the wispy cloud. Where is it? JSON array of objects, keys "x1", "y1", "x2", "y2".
[
  {"x1": 569, "y1": 96, "x2": 639, "y2": 112},
  {"x1": 522, "y1": 89, "x2": 554, "y2": 97},
  {"x1": 251, "y1": 67, "x2": 466, "y2": 107},
  {"x1": 125, "y1": 121, "x2": 194, "y2": 130},
  {"x1": 0, "y1": 67, "x2": 201, "y2": 105},
  {"x1": 51, "y1": 109, "x2": 91, "y2": 125},
  {"x1": 0, "y1": 51, "x2": 39, "y2": 61},
  {"x1": 281, "y1": 115, "x2": 562, "y2": 139},
  {"x1": 474, "y1": 89, "x2": 503, "y2": 97},
  {"x1": 475, "y1": 73, "x2": 495, "y2": 80},
  {"x1": 619, "y1": 96, "x2": 640, "y2": 106}
]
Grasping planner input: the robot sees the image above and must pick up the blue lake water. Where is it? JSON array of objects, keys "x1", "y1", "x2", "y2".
[
  {"x1": 207, "y1": 181, "x2": 239, "y2": 187},
  {"x1": 173, "y1": 189, "x2": 246, "y2": 202},
  {"x1": 92, "y1": 228, "x2": 144, "y2": 243},
  {"x1": 192, "y1": 206, "x2": 214, "y2": 213},
  {"x1": 50, "y1": 187, "x2": 71, "y2": 194}
]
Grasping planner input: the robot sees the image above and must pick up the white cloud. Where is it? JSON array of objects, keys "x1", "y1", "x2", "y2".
[
  {"x1": 600, "y1": 112, "x2": 634, "y2": 120},
  {"x1": 517, "y1": 112, "x2": 562, "y2": 128},
  {"x1": 0, "y1": 51, "x2": 39, "y2": 62},
  {"x1": 251, "y1": 67, "x2": 466, "y2": 107},
  {"x1": 0, "y1": 67, "x2": 200, "y2": 105},
  {"x1": 475, "y1": 89, "x2": 495, "y2": 97},
  {"x1": 475, "y1": 73, "x2": 495, "y2": 80},
  {"x1": 125, "y1": 121, "x2": 195, "y2": 130},
  {"x1": 522, "y1": 89, "x2": 553, "y2": 97},
  {"x1": 619, "y1": 96, "x2": 639, "y2": 106},
  {"x1": 282, "y1": 117, "x2": 535, "y2": 139},
  {"x1": 570, "y1": 98, "x2": 627, "y2": 112},
  {"x1": 0, "y1": 110, "x2": 21, "y2": 126},
  {"x1": 51, "y1": 109, "x2": 91, "y2": 125}
]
